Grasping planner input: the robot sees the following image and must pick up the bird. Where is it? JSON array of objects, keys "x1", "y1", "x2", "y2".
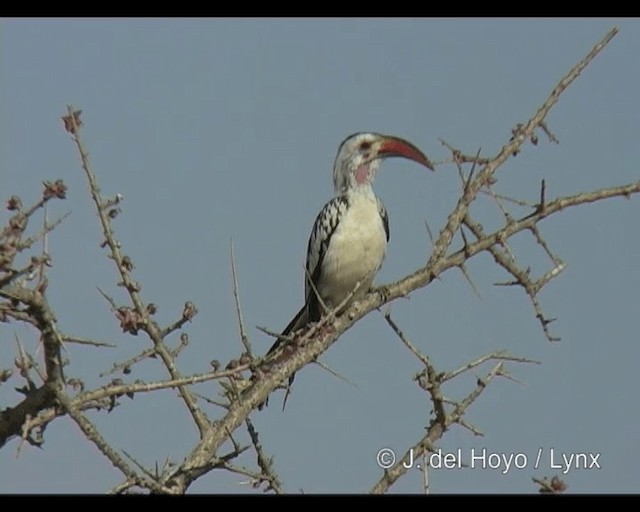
[{"x1": 265, "y1": 132, "x2": 434, "y2": 409}]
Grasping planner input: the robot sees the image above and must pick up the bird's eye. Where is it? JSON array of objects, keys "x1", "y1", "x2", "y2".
[{"x1": 359, "y1": 141, "x2": 372, "y2": 151}]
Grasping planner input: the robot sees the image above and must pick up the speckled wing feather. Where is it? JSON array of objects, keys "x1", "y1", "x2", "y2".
[
  {"x1": 303, "y1": 195, "x2": 350, "y2": 322},
  {"x1": 377, "y1": 197, "x2": 390, "y2": 243},
  {"x1": 267, "y1": 195, "x2": 350, "y2": 355}
]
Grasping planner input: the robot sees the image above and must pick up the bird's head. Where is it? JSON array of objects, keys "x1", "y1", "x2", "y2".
[{"x1": 332, "y1": 132, "x2": 434, "y2": 194}]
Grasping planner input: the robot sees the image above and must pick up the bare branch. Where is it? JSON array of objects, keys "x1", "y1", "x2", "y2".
[
  {"x1": 428, "y1": 27, "x2": 619, "y2": 274},
  {"x1": 99, "y1": 347, "x2": 156, "y2": 378},
  {"x1": 62, "y1": 336, "x2": 116, "y2": 348},
  {"x1": 245, "y1": 417, "x2": 283, "y2": 493},
  {"x1": 1, "y1": 27, "x2": 622, "y2": 495},
  {"x1": 54, "y1": 389, "x2": 169, "y2": 492},
  {"x1": 64, "y1": 107, "x2": 209, "y2": 436},
  {"x1": 160, "y1": 302, "x2": 198, "y2": 338},
  {"x1": 382, "y1": 309, "x2": 431, "y2": 368},
  {"x1": 370, "y1": 361, "x2": 507, "y2": 494},
  {"x1": 230, "y1": 240, "x2": 253, "y2": 356},
  {"x1": 442, "y1": 350, "x2": 539, "y2": 382}
]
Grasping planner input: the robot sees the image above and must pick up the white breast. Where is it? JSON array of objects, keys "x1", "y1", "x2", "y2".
[{"x1": 318, "y1": 193, "x2": 387, "y2": 310}]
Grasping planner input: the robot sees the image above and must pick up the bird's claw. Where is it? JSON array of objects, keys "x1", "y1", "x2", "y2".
[{"x1": 375, "y1": 284, "x2": 392, "y2": 302}]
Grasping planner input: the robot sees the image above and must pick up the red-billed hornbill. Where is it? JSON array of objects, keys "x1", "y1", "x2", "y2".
[{"x1": 266, "y1": 132, "x2": 434, "y2": 409}]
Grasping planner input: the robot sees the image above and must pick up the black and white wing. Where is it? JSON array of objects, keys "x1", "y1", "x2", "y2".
[
  {"x1": 303, "y1": 195, "x2": 350, "y2": 320},
  {"x1": 376, "y1": 197, "x2": 390, "y2": 243},
  {"x1": 267, "y1": 194, "x2": 350, "y2": 354}
]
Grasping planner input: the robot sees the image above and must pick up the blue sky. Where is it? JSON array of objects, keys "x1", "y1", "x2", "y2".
[{"x1": 1, "y1": 18, "x2": 639, "y2": 494}]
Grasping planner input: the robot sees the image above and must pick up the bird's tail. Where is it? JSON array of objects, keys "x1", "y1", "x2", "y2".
[
  {"x1": 261, "y1": 303, "x2": 309, "y2": 410},
  {"x1": 267, "y1": 303, "x2": 309, "y2": 355}
]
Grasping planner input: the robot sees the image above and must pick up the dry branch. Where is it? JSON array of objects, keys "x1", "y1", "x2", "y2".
[
  {"x1": 142, "y1": 27, "x2": 632, "y2": 493},
  {"x1": 63, "y1": 107, "x2": 209, "y2": 436},
  {"x1": 1, "y1": 27, "x2": 632, "y2": 495}
]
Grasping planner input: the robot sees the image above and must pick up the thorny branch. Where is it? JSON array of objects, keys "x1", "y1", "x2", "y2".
[
  {"x1": 156, "y1": 28, "x2": 630, "y2": 494},
  {"x1": 245, "y1": 417, "x2": 283, "y2": 493},
  {"x1": 1, "y1": 27, "x2": 633, "y2": 494},
  {"x1": 63, "y1": 106, "x2": 209, "y2": 436},
  {"x1": 371, "y1": 313, "x2": 534, "y2": 493},
  {"x1": 231, "y1": 240, "x2": 253, "y2": 357}
]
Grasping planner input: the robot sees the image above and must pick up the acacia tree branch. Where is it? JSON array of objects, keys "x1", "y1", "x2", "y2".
[
  {"x1": 0, "y1": 280, "x2": 67, "y2": 447},
  {"x1": 371, "y1": 311, "x2": 534, "y2": 493},
  {"x1": 427, "y1": 27, "x2": 618, "y2": 272},
  {"x1": 99, "y1": 346, "x2": 157, "y2": 378},
  {"x1": 231, "y1": 240, "x2": 253, "y2": 357},
  {"x1": 370, "y1": 361, "x2": 507, "y2": 494},
  {"x1": 10, "y1": 398, "x2": 114, "y2": 444},
  {"x1": 53, "y1": 389, "x2": 172, "y2": 493},
  {"x1": 463, "y1": 214, "x2": 563, "y2": 341},
  {"x1": 84, "y1": 366, "x2": 251, "y2": 404},
  {"x1": 245, "y1": 417, "x2": 283, "y2": 493},
  {"x1": 0, "y1": 385, "x2": 55, "y2": 449},
  {"x1": 154, "y1": 28, "x2": 629, "y2": 493},
  {"x1": 63, "y1": 107, "x2": 209, "y2": 437},
  {"x1": 2, "y1": 27, "x2": 627, "y2": 495},
  {"x1": 220, "y1": 155, "x2": 640, "y2": 446},
  {"x1": 10, "y1": 365, "x2": 252, "y2": 445}
]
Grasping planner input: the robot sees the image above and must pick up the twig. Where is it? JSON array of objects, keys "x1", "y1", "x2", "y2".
[
  {"x1": 439, "y1": 138, "x2": 491, "y2": 167},
  {"x1": 37, "y1": 204, "x2": 49, "y2": 286},
  {"x1": 160, "y1": 301, "x2": 199, "y2": 338},
  {"x1": 458, "y1": 418, "x2": 484, "y2": 437},
  {"x1": 16, "y1": 212, "x2": 71, "y2": 252},
  {"x1": 230, "y1": 240, "x2": 252, "y2": 356},
  {"x1": 65, "y1": 107, "x2": 209, "y2": 435},
  {"x1": 122, "y1": 450, "x2": 157, "y2": 481},
  {"x1": 530, "y1": 224, "x2": 563, "y2": 266},
  {"x1": 62, "y1": 336, "x2": 116, "y2": 348},
  {"x1": 462, "y1": 214, "x2": 563, "y2": 341},
  {"x1": 256, "y1": 325, "x2": 294, "y2": 341},
  {"x1": 382, "y1": 310, "x2": 431, "y2": 368},
  {"x1": 538, "y1": 121, "x2": 559, "y2": 144},
  {"x1": 192, "y1": 392, "x2": 229, "y2": 409},
  {"x1": 1, "y1": 283, "x2": 66, "y2": 385},
  {"x1": 245, "y1": 417, "x2": 283, "y2": 493},
  {"x1": 382, "y1": 312, "x2": 447, "y2": 425},
  {"x1": 427, "y1": 27, "x2": 620, "y2": 276},
  {"x1": 117, "y1": 29, "x2": 622, "y2": 493},
  {"x1": 442, "y1": 350, "x2": 539, "y2": 382},
  {"x1": 304, "y1": 264, "x2": 328, "y2": 315},
  {"x1": 480, "y1": 190, "x2": 537, "y2": 208},
  {"x1": 312, "y1": 360, "x2": 357, "y2": 388},
  {"x1": 424, "y1": 220, "x2": 434, "y2": 247},
  {"x1": 99, "y1": 347, "x2": 156, "y2": 377},
  {"x1": 96, "y1": 286, "x2": 119, "y2": 312},
  {"x1": 458, "y1": 227, "x2": 483, "y2": 300},
  {"x1": 370, "y1": 361, "x2": 507, "y2": 494},
  {"x1": 223, "y1": 463, "x2": 276, "y2": 488},
  {"x1": 88, "y1": 365, "x2": 252, "y2": 403},
  {"x1": 54, "y1": 389, "x2": 169, "y2": 493},
  {"x1": 108, "y1": 479, "x2": 138, "y2": 495}
]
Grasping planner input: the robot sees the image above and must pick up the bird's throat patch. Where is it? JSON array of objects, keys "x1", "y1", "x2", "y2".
[{"x1": 355, "y1": 164, "x2": 371, "y2": 185}]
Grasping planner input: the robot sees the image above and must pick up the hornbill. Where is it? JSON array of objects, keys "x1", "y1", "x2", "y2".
[{"x1": 265, "y1": 132, "x2": 434, "y2": 409}]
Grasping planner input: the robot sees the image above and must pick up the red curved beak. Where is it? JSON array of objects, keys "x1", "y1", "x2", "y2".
[{"x1": 378, "y1": 136, "x2": 434, "y2": 171}]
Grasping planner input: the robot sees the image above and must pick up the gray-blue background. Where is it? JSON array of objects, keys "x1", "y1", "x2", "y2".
[{"x1": 1, "y1": 19, "x2": 638, "y2": 493}]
